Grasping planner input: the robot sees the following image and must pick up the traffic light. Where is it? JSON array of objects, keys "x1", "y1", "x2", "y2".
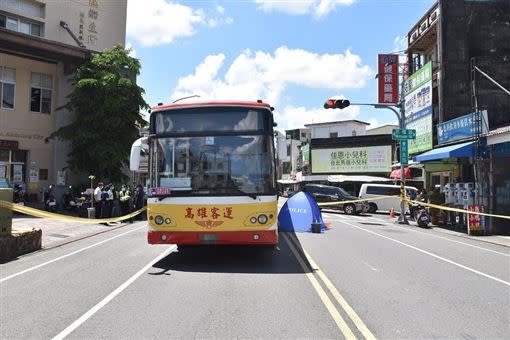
[{"x1": 324, "y1": 99, "x2": 350, "y2": 109}]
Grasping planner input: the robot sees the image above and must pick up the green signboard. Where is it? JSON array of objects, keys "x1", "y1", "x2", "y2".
[
  {"x1": 301, "y1": 143, "x2": 310, "y2": 162},
  {"x1": 392, "y1": 129, "x2": 416, "y2": 140},
  {"x1": 311, "y1": 145, "x2": 392, "y2": 173},
  {"x1": 400, "y1": 140, "x2": 409, "y2": 165}
]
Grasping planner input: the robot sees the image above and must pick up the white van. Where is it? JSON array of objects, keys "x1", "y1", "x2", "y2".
[{"x1": 359, "y1": 184, "x2": 418, "y2": 213}]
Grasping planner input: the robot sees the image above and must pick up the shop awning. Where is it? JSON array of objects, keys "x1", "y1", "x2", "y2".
[
  {"x1": 390, "y1": 167, "x2": 411, "y2": 179},
  {"x1": 413, "y1": 141, "x2": 475, "y2": 162},
  {"x1": 328, "y1": 175, "x2": 393, "y2": 183}
]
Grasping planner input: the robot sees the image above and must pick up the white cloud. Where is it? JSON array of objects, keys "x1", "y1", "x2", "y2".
[
  {"x1": 127, "y1": 0, "x2": 231, "y2": 46},
  {"x1": 125, "y1": 42, "x2": 137, "y2": 58},
  {"x1": 393, "y1": 35, "x2": 407, "y2": 53},
  {"x1": 171, "y1": 46, "x2": 372, "y2": 107},
  {"x1": 255, "y1": 0, "x2": 355, "y2": 18},
  {"x1": 275, "y1": 104, "x2": 360, "y2": 130}
]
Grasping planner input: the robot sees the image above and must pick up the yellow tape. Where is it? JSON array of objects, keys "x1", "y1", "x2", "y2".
[
  {"x1": 0, "y1": 200, "x2": 146, "y2": 224},
  {"x1": 318, "y1": 195, "x2": 394, "y2": 207},
  {"x1": 405, "y1": 199, "x2": 510, "y2": 221}
]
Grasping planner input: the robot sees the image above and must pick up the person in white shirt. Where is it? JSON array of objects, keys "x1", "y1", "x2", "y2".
[{"x1": 93, "y1": 182, "x2": 104, "y2": 218}]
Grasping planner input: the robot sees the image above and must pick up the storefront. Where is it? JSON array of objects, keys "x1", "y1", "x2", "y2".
[
  {"x1": 487, "y1": 127, "x2": 510, "y2": 234},
  {"x1": 0, "y1": 140, "x2": 26, "y2": 184}
]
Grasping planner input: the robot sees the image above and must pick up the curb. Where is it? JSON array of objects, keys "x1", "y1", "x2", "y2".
[{"x1": 432, "y1": 226, "x2": 510, "y2": 249}]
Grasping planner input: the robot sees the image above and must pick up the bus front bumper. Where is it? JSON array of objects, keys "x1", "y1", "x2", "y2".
[{"x1": 148, "y1": 230, "x2": 278, "y2": 245}]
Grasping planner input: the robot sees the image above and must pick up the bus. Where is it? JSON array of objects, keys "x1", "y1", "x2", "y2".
[{"x1": 130, "y1": 100, "x2": 278, "y2": 245}]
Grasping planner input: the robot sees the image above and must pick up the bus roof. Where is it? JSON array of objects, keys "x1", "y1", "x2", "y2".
[{"x1": 151, "y1": 100, "x2": 272, "y2": 112}]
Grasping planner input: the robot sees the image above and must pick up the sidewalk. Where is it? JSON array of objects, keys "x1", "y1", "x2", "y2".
[{"x1": 12, "y1": 215, "x2": 132, "y2": 249}]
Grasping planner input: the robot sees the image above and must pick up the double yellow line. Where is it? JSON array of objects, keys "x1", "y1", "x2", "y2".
[{"x1": 282, "y1": 233, "x2": 376, "y2": 340}]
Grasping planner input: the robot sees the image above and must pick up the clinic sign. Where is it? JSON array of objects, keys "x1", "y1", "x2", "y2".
[
  {"x1": 311, "y1": 145, "x2": 392, "y2": 174},
  {"x1": 404, "y1": 61, "x2": 433, "y2": 154},
  {"x1": 437, "y1": 111, "x2": 488, "y2": 145},
  {"x1": 378, "y1": 54, "x2": 399, "y2": 104}
]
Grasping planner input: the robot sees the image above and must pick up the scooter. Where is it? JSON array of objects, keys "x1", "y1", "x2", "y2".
[
  {"x1": 45, "y1": 195, "x2": 58, "y2": 212},
  {"x1": 414, "y1": 204, "x2": 430, "y2": 228}
]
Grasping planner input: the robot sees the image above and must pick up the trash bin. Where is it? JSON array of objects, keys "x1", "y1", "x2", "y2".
[{"x1": 87, "y1": 207, "x2": 95, "y2": 219}]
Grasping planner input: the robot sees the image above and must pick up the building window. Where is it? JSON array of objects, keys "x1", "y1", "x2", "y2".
[
  {"x1": 30, "y1": 72, "x2": 52, "y2": 114},
  {"x1": 352, "y1": 130, "x2": 357, "y2": 136},
  {"x1": 0, "y1": 67, "x2": 16, "y2": 109},
  {"x1": 287, "y1": 145, "x2": 291, "y2": 156},
  {"x1": 0, "y1": 14, "x2": 42, "y2": 37},
  {"x1": 329, "y1": 132, "x2": 338, "y2": 138},
  {"x1": 39, "y1": 169, "x2": 48, "y2": 181}
]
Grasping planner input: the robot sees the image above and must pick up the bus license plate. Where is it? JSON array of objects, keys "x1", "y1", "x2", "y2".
[{"x1": 200, "y1": 234, "x2": 218, "y2": 242}]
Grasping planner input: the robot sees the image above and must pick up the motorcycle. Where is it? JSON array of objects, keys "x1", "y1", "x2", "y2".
[
  {"x1": 13, "y1": 183, "x2": 26, "y2": 206},
  {"x1": 45, "y1": 195, "x2": 58, "y2": 212}
]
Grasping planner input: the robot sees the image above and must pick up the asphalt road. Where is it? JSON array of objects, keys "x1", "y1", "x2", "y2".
[{"x1": 1, "y1": 212, "x2": 509, "y2": 339}]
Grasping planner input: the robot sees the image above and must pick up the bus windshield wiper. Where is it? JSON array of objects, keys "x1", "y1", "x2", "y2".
[{"x1": 231, "y1": 187, "x2": 257, "y2": 200}]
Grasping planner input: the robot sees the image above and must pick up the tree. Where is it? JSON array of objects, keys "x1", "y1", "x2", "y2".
[{"x1": 48, "y1": 45, "x2": 148, "y2": 183}]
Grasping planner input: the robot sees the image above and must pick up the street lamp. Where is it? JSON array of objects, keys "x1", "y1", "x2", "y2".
[{"x1": 324, "y1": 73, "x2": 409, "y2": 224}]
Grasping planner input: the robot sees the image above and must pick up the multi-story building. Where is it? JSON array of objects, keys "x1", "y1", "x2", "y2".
[
  {"x1": 405, "y1": 0, "x2": 510, "y2": 233},
  {"x1": 0, "y1": 0, "x2": 127, "y2": 199}
]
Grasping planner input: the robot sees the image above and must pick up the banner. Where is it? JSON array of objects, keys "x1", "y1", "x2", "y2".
[
  {"x1": 311, "y1": 145, "x2": 392, "y2": 174},
  {"x1": 378, "y1": 54, "x2": 399, "y2": 104},
  {"x1": 404, "y1": 61, "x2": 433, "y2": 154}
]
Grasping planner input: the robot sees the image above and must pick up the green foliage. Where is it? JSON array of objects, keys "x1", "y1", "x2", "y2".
[{"x1": 48, "y1": 45, "x2": 148, "y2": 182}]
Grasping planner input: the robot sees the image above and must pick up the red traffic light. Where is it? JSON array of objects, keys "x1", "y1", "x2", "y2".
[{"x1": 324, "y1": 99, "x2": 350, "y2": 109}]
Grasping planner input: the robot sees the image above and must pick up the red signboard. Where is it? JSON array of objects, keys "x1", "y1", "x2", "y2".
[
  {"x1": 0, "y1": 139, "x2": 19, "y2": 149},
  {"x1": 468, "y1": 205, "x2": 484, "y2": 234},
  {"x1": 378, "y1": 54, "x2": 399, "y2": 104}
]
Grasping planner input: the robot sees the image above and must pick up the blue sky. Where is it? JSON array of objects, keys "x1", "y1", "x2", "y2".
[{"x1": 126, "y1": 0, "x2": 435, "y2": 130}]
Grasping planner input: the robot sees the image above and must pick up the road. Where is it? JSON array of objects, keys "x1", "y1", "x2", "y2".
[{"x1": 1, "y1": 211, "x2": 509, "y2": 339}]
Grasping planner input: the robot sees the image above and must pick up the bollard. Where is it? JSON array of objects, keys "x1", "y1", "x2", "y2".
[{"x1": 0, "y1": 188, "x2": 13, "y2": 236}]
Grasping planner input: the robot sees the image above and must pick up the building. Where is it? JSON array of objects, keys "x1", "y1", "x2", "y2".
[
  {"x1": 366, "y1": 124, "x2": 398, "y2": 136},
  {"x1": 405, "y1": 0, "x2": 510, "y2": 233},
  {"x1": 306, "y1": 120, "x2": 369, "y2": 139},
  {"x1": 0, "y1": 0, "x2": 127, "y2": 200}
]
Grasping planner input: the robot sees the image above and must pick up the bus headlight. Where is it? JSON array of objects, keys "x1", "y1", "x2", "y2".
[
  {"x1": 250, "y1": 217, "x2": 257, "y2": 224},
  {"x1": 165, "y1": 218, "x2": 171, "y2": 224},
  {"x1": 154, "y1": 215, "x2": 164, "y2": 225},
  {"x1": 258, "y1": 214, "x2": 268, "y2": 224}
]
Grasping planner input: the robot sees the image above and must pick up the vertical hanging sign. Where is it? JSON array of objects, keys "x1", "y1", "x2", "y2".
[{"x1": 378, "y1": 54, "x2": 399, "y2": 104}]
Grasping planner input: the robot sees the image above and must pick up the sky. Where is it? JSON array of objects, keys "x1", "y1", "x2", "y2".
[{"x1": 126, "y1": 0, "x2": 436, "y2": 131}]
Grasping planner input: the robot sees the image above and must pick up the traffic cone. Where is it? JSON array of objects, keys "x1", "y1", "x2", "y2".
[{"x1": 389, "y1": 208, "x2": 395, "y2": 218}]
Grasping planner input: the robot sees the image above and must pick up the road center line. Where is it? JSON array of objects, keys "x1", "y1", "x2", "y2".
[
  {"x1": 52, "y1": 246, "x2": 176, "y2": 340},
  {"x1": 282, "y1": 233, "x2": 357, "y2": 340},
  {"x1": 0, "y1": 226, "x2": 145, "y2": 283},
  {"x1": 336, "y1": 220, "x2": 510, "y2": 287},
  {"x1": 285, "y1": 234, "x2": 376, "y2": 340}
]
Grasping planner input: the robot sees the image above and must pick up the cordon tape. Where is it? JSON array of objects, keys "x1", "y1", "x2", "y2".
[{"x1": 0, "y1": 200, "x2": 146, "y2": 224}]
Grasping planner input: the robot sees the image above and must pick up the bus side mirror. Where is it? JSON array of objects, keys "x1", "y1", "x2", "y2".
[
  {"x1": 130, "y1": 137, "x2": 148, "y2": 171},
  {"x1": 130, "y1": 144, "x2": 141, "y2": 171}
]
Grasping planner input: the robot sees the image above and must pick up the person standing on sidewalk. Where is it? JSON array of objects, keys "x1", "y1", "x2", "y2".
[
  {"x1": 119, "y1": 185, "x2": 133, "y2": 223},
  {"x1": 93, "y1": 182, "x2": 104, "y2": 219}
]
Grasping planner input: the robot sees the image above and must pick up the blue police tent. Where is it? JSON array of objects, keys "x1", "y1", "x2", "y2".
[{"x1": 278, "y1": 191, "x2": 328, "y2": 232}]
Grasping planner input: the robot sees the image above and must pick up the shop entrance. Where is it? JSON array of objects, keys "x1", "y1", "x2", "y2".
[{"x1": 0, "y1": 149, "x2": 27, "y2": 184}]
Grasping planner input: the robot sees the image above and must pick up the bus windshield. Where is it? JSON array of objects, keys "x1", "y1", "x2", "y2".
[{"x1": 153, "y1": 134, "x2": 276, "y2": 196}]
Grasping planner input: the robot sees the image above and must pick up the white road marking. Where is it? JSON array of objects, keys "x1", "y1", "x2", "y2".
[
  {"x1": 0, "y1": 226, "x2": 144, "y2": 283},
  {"x1": 325, "y1": 214, "x2": 510, "y2": 257},
  {"x1": 334, "y1": 219, "x2": 510, "y2": 287},
  {"x1": 52, "y1": 246, "x2": 176, "y2": 340}
]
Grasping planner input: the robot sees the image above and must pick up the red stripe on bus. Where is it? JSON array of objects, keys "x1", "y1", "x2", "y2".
[{"x1": 148, "y1": 230, "x2": 278, "y2": 245}]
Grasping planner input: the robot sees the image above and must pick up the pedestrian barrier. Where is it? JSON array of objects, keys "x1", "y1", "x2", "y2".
[
  {"x1": 317, "y1": 195, "x2": 394, "y2": 207},
  {"x1": 0, "y1": 200, "x2": 146, "y2": 224}
]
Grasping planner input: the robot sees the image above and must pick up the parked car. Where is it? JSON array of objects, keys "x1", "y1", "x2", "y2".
[
  {"x1": 359, "y1": 183, "x2": 418, "y2": 213},
  {"x1": 303, "y1": 184, "x2": 366, "y2": 215}
]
